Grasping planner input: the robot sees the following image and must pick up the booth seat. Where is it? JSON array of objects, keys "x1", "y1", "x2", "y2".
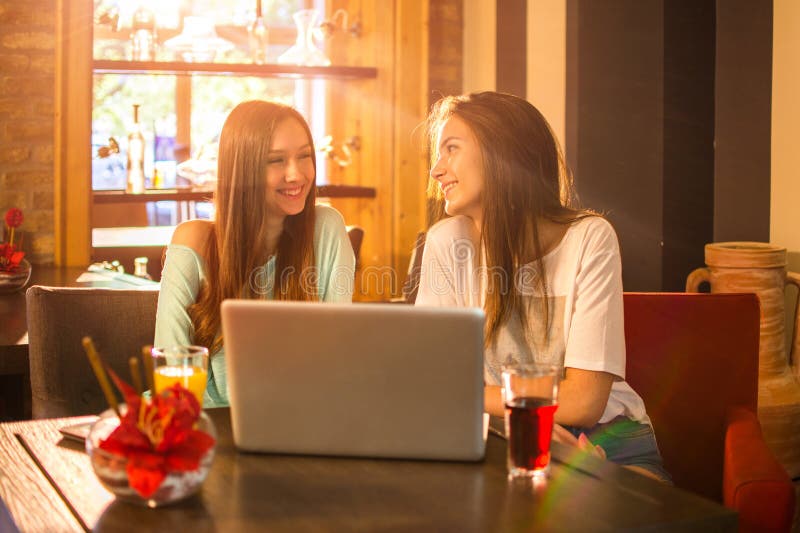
[{"x1": 623, "y1": 292, "x2": 795, "y2": 532}]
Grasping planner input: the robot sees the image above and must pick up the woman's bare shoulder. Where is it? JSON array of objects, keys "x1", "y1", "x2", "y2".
[{"x1": 170, "y1": 219, "x2": 214, "y2": 256}]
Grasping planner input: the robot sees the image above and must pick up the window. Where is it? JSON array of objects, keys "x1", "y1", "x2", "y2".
[
  {"x1": 58, "y1": 0, "x2": 426, "y2": 300},
  {"x1": 90, "y1": 0, "x2": 315, "y2": 257}
]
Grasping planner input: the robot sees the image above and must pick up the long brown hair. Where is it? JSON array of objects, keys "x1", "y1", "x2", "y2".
[
  {"x1": 189, "y1": 101, "x2": 318, "y2": 353},
  {"x1": 426, "y1": 92, "x2": 594, "y2": 346}
]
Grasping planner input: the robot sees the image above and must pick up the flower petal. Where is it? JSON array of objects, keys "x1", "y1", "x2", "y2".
[
  {"x1": 165, "y1": 430, "x2": 216, "y2": 471},
  {"x1": 99, "y1": 424, "x2": 151, "y2": 454},
  {"x1": 107, "y1": 368, "x2": 142, "y2": 406},
  {"x1": 126, "y1": 452, "x2": 167, "y2": 498}
]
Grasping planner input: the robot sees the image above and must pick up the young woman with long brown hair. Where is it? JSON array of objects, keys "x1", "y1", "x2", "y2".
[
  {"x1": 155, "y1": 100, "x2": 355, "y2": 407},
  {"x1": 416, "y1": 91, "x2": 670, "y2": 482}
]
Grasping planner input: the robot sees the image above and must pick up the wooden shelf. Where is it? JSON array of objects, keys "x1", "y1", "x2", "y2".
[
  {"x1": 93, "y1": 184, "x2": 376, "y2": 204},
  {"x1": 94, "y1": 189, "x2": 213, "y2": 204},
  {"x1": 92, "y1": 60, "x2": 378, "y2": 79},
  {"x1": 318, "y1": 184, "x2": 376, "y2": 199}
]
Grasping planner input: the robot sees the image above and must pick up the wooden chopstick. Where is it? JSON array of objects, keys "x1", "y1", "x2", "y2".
[
  {"x1": 141, "y1": 345, "x2": 155, "y2": 394},
  {"x1": 129, "y1": 356, "x2": 143, "y2": 395},
  {"x1": 81, "y1": 336, "x2": 120, "y2": 417}
]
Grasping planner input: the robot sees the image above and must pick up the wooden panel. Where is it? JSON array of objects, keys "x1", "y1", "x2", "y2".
[
  {"x1": 428, "y1": 0, "x2": 463, "y2": 108},
  {"x1": 175, "y1": 76, "x2": 192, "y2": 162},
  {"x1": 55, "y1": 0, "x2": 92, "y2": 266},
  {"x1": 325, "y1": 0, "x2": 386, "y2": 301},
  {"x1": 325, "y1": 0, "x2": 429, "y2": 302},
  {"x1": 392, "y1": 1, "x2": 429, "y2": 295}
]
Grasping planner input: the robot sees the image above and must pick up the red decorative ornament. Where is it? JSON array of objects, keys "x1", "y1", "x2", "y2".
[
  {"x1": 99, "y1": 370, "x2": 216, "y2": 499},
  {"x1": 1, "y1": 207, "x2": 25, "y2": 273},
  {"x1": 0, "y1": 244, "x2": 25, "y2": 271},
  {"x1": 4, "y1": 208, "x2": 23, "y2": 229}
]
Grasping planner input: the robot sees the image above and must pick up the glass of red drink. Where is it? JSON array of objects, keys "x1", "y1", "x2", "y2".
[{"x1": 501, "y1": 362, "x2": 560, "y2": 479}]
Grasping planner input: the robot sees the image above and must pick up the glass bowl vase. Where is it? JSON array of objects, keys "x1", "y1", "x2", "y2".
[
  {"x1": 86, "y1": 407, "x2": 216, "y2": 508},
  {"x1": 0, "y1": 259, "x2": 31, "y2": 293}
]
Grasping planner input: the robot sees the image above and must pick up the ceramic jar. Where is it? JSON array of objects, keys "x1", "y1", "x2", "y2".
[{"x1": 687, "y1": 242, "x2": 800, "y2": 477}]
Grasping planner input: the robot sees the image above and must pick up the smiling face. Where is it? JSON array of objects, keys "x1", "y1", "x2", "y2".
[
  {"x1": 430, "y1": 115, "x2": 485, "y2": 226},
  {"x1": 265, "y1": 117, "x2": 315, "y2": 227}
]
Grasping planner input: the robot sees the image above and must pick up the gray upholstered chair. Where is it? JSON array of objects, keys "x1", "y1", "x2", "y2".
[
  {"x1": 25, "y1": 286, "x2": 159, "y2": 419},
  {"x1": 346, "y1": 225, "x2": 364, "y2": 269}
]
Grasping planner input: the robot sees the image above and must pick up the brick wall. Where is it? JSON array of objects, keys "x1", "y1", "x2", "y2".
[{"x1": 0, "y1": 1, "x2": 56, "y2": 265}]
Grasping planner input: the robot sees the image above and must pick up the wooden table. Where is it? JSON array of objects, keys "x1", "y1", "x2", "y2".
[{"x1": 0, "y1": 409, "x2": 737, "y2": 532}]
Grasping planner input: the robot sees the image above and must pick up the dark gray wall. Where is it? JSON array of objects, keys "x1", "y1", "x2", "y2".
[
  {"x1": 714, "y1": 0, "x2": 772, "y2": 242},
  {"x1": 566, "y1": 0, "x2": 768, "y2": 292},
  {"x1": 496, "y1": 0, "x2": 527, "y2": 97},
  {"x1": 566, "y1": 0, "x2": 666, "y2": 291},
  {"x1": 662, "y1": 1, "x2": 716, "y2": 291}
]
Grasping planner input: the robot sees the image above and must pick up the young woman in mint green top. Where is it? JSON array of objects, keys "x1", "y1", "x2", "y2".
[{"x1": 154, "y1": 101, "x2": 355, "y2": 407}]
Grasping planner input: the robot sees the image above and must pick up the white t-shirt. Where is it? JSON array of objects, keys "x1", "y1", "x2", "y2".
[{"x1": 415, "y1": 215, "x2": 649, "y2": 425}]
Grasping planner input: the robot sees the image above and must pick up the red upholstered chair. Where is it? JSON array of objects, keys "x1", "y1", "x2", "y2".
[{"x1": 623, "y1": 293, "x2": 795, "y2": 532}]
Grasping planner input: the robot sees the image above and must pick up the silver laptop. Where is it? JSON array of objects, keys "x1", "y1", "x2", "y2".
[{"x1": 221, "y1": 300, "x2": 486, "y2": 461}]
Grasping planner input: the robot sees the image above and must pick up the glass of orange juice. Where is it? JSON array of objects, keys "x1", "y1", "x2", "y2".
[{"x1": 151, "y1": 345, "x2": 209, "y2": 405}]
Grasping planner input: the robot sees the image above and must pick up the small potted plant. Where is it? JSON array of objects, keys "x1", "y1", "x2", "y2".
[{"x1": 0, "y1": 207, "x2": 31, "y2": 292}]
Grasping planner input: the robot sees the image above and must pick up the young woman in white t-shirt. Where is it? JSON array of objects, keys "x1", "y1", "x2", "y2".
[{"x1": 416, "y1": 91, "x2": 670, "y2": 482}]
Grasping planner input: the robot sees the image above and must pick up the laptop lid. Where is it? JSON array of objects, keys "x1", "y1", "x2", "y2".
[{"x1": 221, "y1": 300, "x2": 486, "y2": 461}]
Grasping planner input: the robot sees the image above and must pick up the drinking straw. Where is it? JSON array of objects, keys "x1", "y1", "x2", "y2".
[
  {"x1": 81, "y1": 336, "x2": 120, "y2": 417},
  {"x1": 141, "y1": 345, "x2": 155, "y2": 393},
  {"x1": 129, "y1": 356, "x2": 143, "y2": 394}
]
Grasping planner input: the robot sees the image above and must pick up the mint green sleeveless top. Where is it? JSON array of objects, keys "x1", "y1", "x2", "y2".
[{"x1": 154, "y1": 205, "x2": 355, "y2": 407}]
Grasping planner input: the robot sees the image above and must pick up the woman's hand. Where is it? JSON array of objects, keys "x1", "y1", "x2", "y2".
[
  {"x1": 486, "y1": 385, "x2": 608, "y2": 459},
  {"x1": 552, "y1": 424, "x2": 607, "y2": 459}
]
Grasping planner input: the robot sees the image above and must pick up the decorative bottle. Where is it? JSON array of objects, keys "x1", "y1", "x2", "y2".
[
  {"x1": 248, "y1": 0, "x2": 269, "y2": 64},
  {"x1": 126, "y1": 104, "x2": 146, "y2": 194},
  {"x1": 130, "y1": 4, "x2": 157, "y2": 61},
  {"x1": 277, "y1": 9, "x2": 330, "y2": 67},
  {"x1": 133, "y1": 257, "x2": 152, "y2": 280}
]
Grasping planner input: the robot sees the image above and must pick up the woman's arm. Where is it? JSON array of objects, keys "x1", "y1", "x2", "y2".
[
  {"x1": 153, "y1": 220, "x2": 212, "y2": 347},
  {"x1": 315, "y1": 206, "x2": 356, "y2": 303},
  {"x1": 556, "y1": 218, "x2": 626, "y2": 427},
  {"x1": 553, "y1": 368, "x2": 614, "y2": 426},
  {"x1": 483, "y1": 367, "x2": 613, "y2": 426}
]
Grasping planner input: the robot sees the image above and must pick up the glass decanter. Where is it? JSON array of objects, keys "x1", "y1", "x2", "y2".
[
  {"x1": 248, "y1": 0, "x2": 269, "y2": 64},
  {"x1": 277, "y1": 9, "x2": 330, "y2": 67}
]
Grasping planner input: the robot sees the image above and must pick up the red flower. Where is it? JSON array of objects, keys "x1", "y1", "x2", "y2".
[
  {"x1": 98, "y1": 370, "x2": 216, "y2": 499},
  {"x1": 0, "y1": 243, "x2": 25, "y2": 272},
  {"x1": 1, "y1": 207, "x2": 25, "y2": 272},
  {"x1": 4, "y1": 208, "x2": 22, "y2": 229}
]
